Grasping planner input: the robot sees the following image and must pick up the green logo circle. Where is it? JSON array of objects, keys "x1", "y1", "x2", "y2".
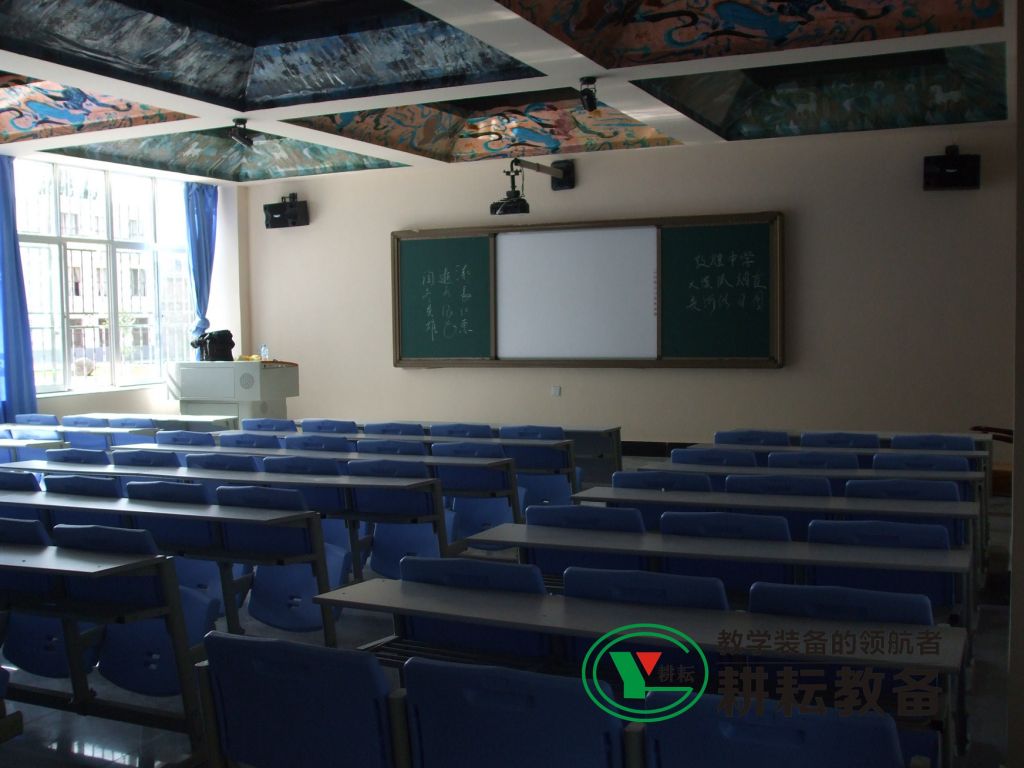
[{"x1": 580, "y1": 623, "x2": 709, "y2": 722}]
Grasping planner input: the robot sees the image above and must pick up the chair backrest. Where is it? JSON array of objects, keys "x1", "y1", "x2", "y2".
[
  {"x1": 800, "y1": 431, "x2": 880, "y2": 449},
  {"x1": 112, "y1": 449, "x2": 180, "y2": 468},
  {"x1": 404, "y1": 657, "x2": 623, "y2": 768},
  {"x1": 644, "y1": 693, "x2": 904, "y2": 768},
  {"x1": 184, "y1": 453, "x2": 259, "y2": 473},
  {"x1": 890, "y1": 433, "x2": 975, "y2": 451},
  {"x1": 429, "y1": 441, "x2": 505, "y2": 459},
  {"x1": 661, "y1": 511, "x2": 791, "y2": 541},
  {"x1": 498, "y1": 424, "x2": 564, "y2": 440},
  {"x1": 262, "y1": 456, "x2": 341, "y2": 476},
  {"x1": 240, "y1": 418, "x2": 297, "y2": 432},
  {"x1": 767, "y1": 451, "x2": 859, "y2": 469},
  {"x1": 807, "y1": 519, "x2": 950, "y2": 549},
  {"x1": 497, "y1": 424, "x2": 568, "y2": 471},
  {"x1": 844, "y1": 478, "x2": 960, "y2": 501},
  {"x1": 62, "y1": 416, "x2": 107, "y2": 427},
  {"x1": 125, "y1": 480, "x2": 207, "y2": 505},
  {"x1": 155, "y1": 430, "x2": 215, "y2": 446},
  {"x1": 15, "y1": 413, "x2": 58, "y2": 425},
  {"x1": 107, "y1": 417, "x2": 155, "y2": 428},
  {"x1": 526, "y1": 504, "x2": 644, "y2": 532},
  {"x1": 300, "y1": 418, "x2": 357, "y2": 434},
  {"x1": 11, "y1": 426, "x2": 60, "y2": 440},
  {"x1": 612, "y1": 470, "x2": 712, "y2": 493},
  {"x1": 748, "y1": 582, "x2": 934, "y2": 625},
  {"x1": 670, "y1": 447, "x2": 757, "y2": 467},
  {"x1": 429, "y1": 441, "x2": 508, "y2": 492},
  {"x1": 347, "y1": 458, "x2": 429, "y2": 480},
  {"x1": 45, "y1": 448, "x2": 109, "y2": 465},
  {"x1": 51, "y1": 523, "x2": 158, "y2": 555},
  {"x1": 363, "y1": 421, "x2": 424, "y2": 436},
  {"x1": 0, "y1": 471, "x2": 40, "y2": 491},
  {"x1": 400, "y1": 556, "x2": 544, "y2": 593},
  {"x1": 564, "y1": 567, "x2": 728, "y2": 610},
  {"x1": 282, "y1": 433, "x2": 355, "y2": 452},
  {"x1": 356, "y1": 439, "x2": 427, "y2": 456},
  {"x1": 44, "y1": 474, "x2": 121, "y2": 498},
  {"x1": 215, "y1": 486, "x2": 307, "y2": 511},
  {"x1": 51, "y1": 524, "x2": 163, "y2": 606},
  {"x1": 346, "y1": 461, "x2": 433, "y2": 523},
  {"x1": 724, "y1": 474, "x2": 831, "y2": 496},
  {"x1": 429, "y1": 422, "x2": 493, "y2": 437},
  {"x1": 220, "y1": 432, "x2": 281, "y2": 448},
  {"x1": 204, "y1": 632, "x2": 393, "y2": 768},
  {"x1": 0, "y1": 517, "x2": 51, "y2": 545},
  {"x1": 871, "y1": 453, "x2": 970, "y2": 472},
  {"x1": 714, "y1": 429, "x2": 789, "y2": 446}
]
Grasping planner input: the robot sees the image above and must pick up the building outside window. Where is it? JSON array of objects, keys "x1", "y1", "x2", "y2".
[{"x1": 14, "y1": 159, "x2": 196, "y2": 392}]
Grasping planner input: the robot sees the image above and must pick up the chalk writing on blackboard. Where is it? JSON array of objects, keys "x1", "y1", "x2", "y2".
[
  {"x1": 420, "y1": 263, "x2": 476, "y2": 342},
  {"x1": 684, "y1": 250, "x2": 767, "y2": 314}
]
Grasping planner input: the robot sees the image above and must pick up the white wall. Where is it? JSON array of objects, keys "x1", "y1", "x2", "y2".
[{"x1": 244, "y1": 122, "x2": 1015, "y2": 442}]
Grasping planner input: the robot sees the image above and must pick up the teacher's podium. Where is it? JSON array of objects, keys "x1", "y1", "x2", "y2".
[{"x1": 168, "y1": 361, "x2": 299, "y2": 420}]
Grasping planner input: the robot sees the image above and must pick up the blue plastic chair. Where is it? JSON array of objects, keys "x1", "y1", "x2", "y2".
[
  {"x1": 300, "y1": 419, "x2": 357, "y2": 434},
  {"x1": 0, "y1": 472, "x2": 44, "y2": 523},
  {"x1": 846, "y1": 477, "x2": 963, "y2": 543},
  {"x1": 749, "y1": 581, "x2": 934, "y2": 625},
  {"x1": 45, "y1": 448, "x2": 108, "y2": 465},
  {"x1": 449, "y1": 495, "x2": 521, "y2": 545},
  {"x1": 356, "y1": 438, "x2": 427, "y2": 456},
  {"x1": 660, "y1": 511, "x2": 791, "y2": 592},
  {"x1": 612, "y1": 470, "x2": 712, "y2": 530},
  {"x1": 713, "y1": 430, "x2": 789, "y2": 465},
  {"x1": 363, "y1": 421, "x2": 424, "y2": 436},
  {"x1": 107, "y1": 417, "x2": 155, "y2": 428},
  {"x1": 241, "y1": 418, "x2": 296, "y2": 432},
  {"x1": 347, "y1": 460, "x2": 441, "y2": 579},
  {"x1": 155, "y1": 430, "x2": 215, "y2": 446},
  {"x1": 670, "y1": 447, "x2": 755, "y2": 490},
  {"x1": 724, "y1": 474, "x2": 831, "y2": 539},
  {"x1": 43, "y1": 474, "x2": 126, "y2": 527},
  {"x1": 564, "y1": 567, "x2": 728, "y2": 609},
  {"x1": 220, "y1": 432, "x2": 281, "y2": 448},
  {"x1": 873, "y1": 453, "x2": 970, "y2": 472},
  {"x1": 517, "y1": 474, "x2": 573, "y2": 509},
  {"x1": 891, "y1": 434, "x2": 976, "y2": 452},
  {"x1": 399, "y1": 557, "x2": 549, "y2": 657},
  {"x1": 807, "y1": 519, "x2": 956, "y2": 608},
  {"x1": 50, "y1": 524, "x2": 219, "y2": 696},
  {"x1": 497, "y1": 424, "x2": 567, "y2": 472},
  {"x1": 644, "y1": 692, "x2": 905, "y2": 768},
  {"x1": 203, "y1": 632, "x2": 394, "y2": 768},
  {"x1": 261, "y1": 455, "x2": 348, "y2": 520},
  {"x1": 214, "y1": 486, "x2": 349, "y2": 630},
  {"x1": 524, "y1": 504, "x2": 645, "y2": 576},
  {"x1": 404, "y1": 657, "x2": 623, "y2": 768},
  {"x1": 767, "y1": 450, "x2": 858, "y2": 494},
  {"x1": 184, "y1": 453, "x2": 258, "y2": 499},
  {"x1": 62, "y1": 416, "x2": 107, "y2": 427},
  {"x1": 112, "y1": 449, "x2": 180, "y2": 468},
  {"x1": 15, "y1": 413, "x2": 58, "y2": 425},
  {"x1": 430, "y1": 441, "x2": 516, "y2": 538},
  {"x1": 429, "y1": 422, "x2": 493, "y2": 437},
  {"x1": 801, "y1": 431, "x2": 880, "y2": 448},
  {"x1": 282, "y1": 433, "x2": 356, "y2": 453}
]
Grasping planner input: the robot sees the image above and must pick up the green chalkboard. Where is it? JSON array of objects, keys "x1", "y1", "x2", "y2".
[
  {"x1": 393, "y1": 234, "x2": 493, "y2": 362},
  {"x1": 660, "y1": 214, "x2": 782, "y2": 365}
]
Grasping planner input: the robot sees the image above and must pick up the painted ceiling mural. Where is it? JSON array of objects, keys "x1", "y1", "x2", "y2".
[
  {"x1": 0, "y1": 71, "x2": 192, "y2": 144},
  {"x1": 497, "y1": 0, "x2": 1003, "y2": 68},
  {"x1": 50, "y1": 128, "x2": 403, "y2": 183},
  {"x1": 634, "y1": 43, "x2": 1007, "y2": 140},
  {"x1": 0, "y1": 0, "x2": 539, "y2": 110},
  {"x1": 290, "y1": 89, "x2": 677, "y2": 163}
]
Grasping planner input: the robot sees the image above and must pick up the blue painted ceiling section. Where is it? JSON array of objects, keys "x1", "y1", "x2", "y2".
[
  {"x1": 0, "y1": 0, "x2": 539, "y2": 111},
  {"x1": 633, "y1": 44, "x2": 1007, "y2": 141}
]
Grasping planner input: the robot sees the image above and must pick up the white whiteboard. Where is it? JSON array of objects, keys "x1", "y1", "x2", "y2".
[{"x1": 496, "y1": 227, "x2": 658, "y2": 359}]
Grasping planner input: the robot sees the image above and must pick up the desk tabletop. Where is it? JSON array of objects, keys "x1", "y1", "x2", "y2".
[
  {"x1": 0, "y1": 491, "x2": 315, "y2": 524},
  {"x1": 781, "y1": 429, "x2": 993, "y2": 445},
  {"x1": 113, "y1": 443, "x2": 512, "y2": 469},
  {"x1": 572, "y1": 486, "x2": 979, "y2": 520},
  {"x1": 639, "y1": 461, "x2": 985, "y2": 483},
  {"x1": 69, "y1": 412, "x2": 235, "y2": 427},
  {"x1": 0, "y1": 544, "x2": 164, "y2": 576},
  {"x1": 467, "y1": 524, "x2": 972, "y2": 574},
  {"x1": 0, "y1": 461, "x2": 438, "y2": 492},
  {"x1": 212, "y1": 430, "x2": 574, "y2": 449},
  {"x1": 2, "y1": 424, "x2": 157, "y2": 436},
  {"x1": 687, "y1": 443, "x2": 988, "y2": 459},
  {"x1": 0, "y1": 439, "x2": 62, "y2": 449},
  {"x1": 316, "y1": 579, "x2": 965, "y2": 672}
]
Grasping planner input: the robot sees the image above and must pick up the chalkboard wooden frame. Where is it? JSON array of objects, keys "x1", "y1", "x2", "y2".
[{"x1": 392, "y1": 212, "x2": 783, "y2": 368}]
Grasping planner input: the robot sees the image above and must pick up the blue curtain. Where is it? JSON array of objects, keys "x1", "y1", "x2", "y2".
[
  {"x1": 184, "y1": 182, "x2": 218, "y2": 358},
  {"x1": 0, "y1": 157, "x2": 37, "y2": 421}
]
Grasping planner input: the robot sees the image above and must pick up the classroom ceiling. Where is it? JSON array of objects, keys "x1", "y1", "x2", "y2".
[{"x1": 0, "y1": 0, "x2": 1008, "y2": 182}]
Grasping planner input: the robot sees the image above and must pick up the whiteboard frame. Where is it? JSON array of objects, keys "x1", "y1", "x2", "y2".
[{"x1": 391, "y1": 212, "x2": 783, "y2": 368}]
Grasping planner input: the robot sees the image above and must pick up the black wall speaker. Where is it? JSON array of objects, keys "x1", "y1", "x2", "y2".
[
  {"x1": 923, "y1": 145, "x2": 980, "y2": 190},
  {"x1": 264, "y1": 196, "x2": 310, "y2": 228}
]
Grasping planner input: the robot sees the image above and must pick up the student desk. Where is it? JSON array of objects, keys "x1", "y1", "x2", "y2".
[
  {"x1": 0, "y1": 490, "x2": 336, "y2": 646},
  {"x1": 1, "y1": 460, "x2": 446, "y2": 583},
  {"x1": 112, "y1": 442, "x2": 522, "y2": 521},
  {"x1": 466, "y1": 523, "x2": 975, "y2": 620},
  {"x1": 65, "y1": 412, "x2": 238, "y2": 431},
  {"x1": 0, "y1": 545, "x2": 203, "y2": 758},
  {"x1": 0, "y1": 438, "x2": 63, "y2": 459}
]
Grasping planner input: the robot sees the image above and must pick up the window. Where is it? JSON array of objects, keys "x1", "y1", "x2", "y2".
[{"x1": 14, "y1": 160, "x2": 196, "y2": 392}]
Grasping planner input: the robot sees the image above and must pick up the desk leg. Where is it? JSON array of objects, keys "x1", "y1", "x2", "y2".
[
  {"x1": 216, "y1": 561, "x2": 244, "y2": 636},
  {"x1": 507, "y1": 462, "x2": 522, "y2": 524},
  {"x1": 431, "y1": 483, "x2": 451, "y2": 557},
  {"x1": 60, "y1": 618, "x2": 93, "y2": 708},
  {"x1": 308, "y1": 517, "x2": 338, "y2": 648},
  {"x1": 348, "y1": 520, "x2": 364, "y2": 582},
  {"x1": 159, "y1": 561, "x2": 204, "y2": 754},
  {"x1": 567, "y1": 443, "x2": 579, "y2": 492}
]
